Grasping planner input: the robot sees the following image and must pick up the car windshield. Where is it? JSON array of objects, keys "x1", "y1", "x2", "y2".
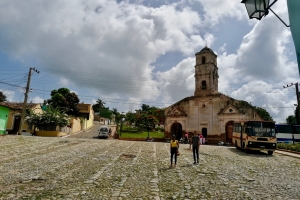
[
  {"x1": 100, "y1": 128, "x2": 108, "y2": 131},
  {"x1": 246, "y1": 122, "x2": 276, "y2": 137}
]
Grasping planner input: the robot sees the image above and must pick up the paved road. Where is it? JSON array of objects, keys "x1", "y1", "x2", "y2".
[
  {"x1": 66, "y1": 123, "x2": 114, "y2": 140},
  {"x1": 1, "y1": 134, "x2": 300, "y2": 199}
]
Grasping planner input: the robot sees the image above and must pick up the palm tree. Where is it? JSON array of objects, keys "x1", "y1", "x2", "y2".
[{"x1": 96, "y1": 99, "x2": 106, "y2": 108}]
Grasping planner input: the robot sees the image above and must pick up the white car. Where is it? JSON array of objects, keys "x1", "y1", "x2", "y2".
[{"x1": 98, "y1": 126, "x2": 110, "y2": 139}]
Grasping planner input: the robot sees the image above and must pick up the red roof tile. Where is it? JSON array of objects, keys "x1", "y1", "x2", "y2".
[{"x1": 0, "y1": 102, "x2": 40, "y2": 110}]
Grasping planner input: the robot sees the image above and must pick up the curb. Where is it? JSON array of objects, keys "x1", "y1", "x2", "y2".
[{"x1": 276, "y1": 148, "x2": 300, "y2": 155}]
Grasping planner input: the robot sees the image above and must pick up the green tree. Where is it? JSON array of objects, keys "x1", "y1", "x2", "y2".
[
  {"x1": 112, "y1": 108, "x2": 120, "y2": 124},
  {"x1": 253, "y1": 106, "x2": 273, "y2": 121},
  {"x1": 0, "y1": 91, "x2": 7, "y2": 102},
  {"x1": 46, "y1": 88, "x2": 80, "y2": 116},
  {"x1": 125, "y1": 112, "x2": 136, "y2": 125},
  {"x1": 286, "y1": 115, "x2": 297, "y2": 125},
  {"x1": 25, "y1": 105, "x2": 69, "y2": 131},
  {"x1": 92, "y1": 99, "x2": 106, "y2": 112}
]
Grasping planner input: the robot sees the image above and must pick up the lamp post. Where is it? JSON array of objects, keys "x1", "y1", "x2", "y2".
[
  {"x1": 241, "y1": 0, "x2": 289, "y2": 27},
  {"x1": 147, "y1": 124, "x2": 150, "y2": 139},
  {"x1": 241, "y1": 1, "x2": 300, "y2": 75},
  {"x1": 120, "y1": 117, "x2": 125, "y2": 137}
]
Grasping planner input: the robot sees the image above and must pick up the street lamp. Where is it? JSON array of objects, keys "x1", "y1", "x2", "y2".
[
  {"x1": 120, "y1": 117, "x2": 125, "y2": 137},
  {"x1": 147, "y1": 124, "x2": 150, "y2": 139},
  {"x1": 241, "y1": 0, "x2": 290, "y2": 27}
]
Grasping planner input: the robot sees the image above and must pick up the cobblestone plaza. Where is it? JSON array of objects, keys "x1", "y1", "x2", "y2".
[{"x1": 0, "y1": 135, "x2": 299, "y2": 200}]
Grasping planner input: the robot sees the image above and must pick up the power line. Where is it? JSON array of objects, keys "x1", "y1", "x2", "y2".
[{"x1": 0, "y1": 81, "x2": 25, "y2": 89}]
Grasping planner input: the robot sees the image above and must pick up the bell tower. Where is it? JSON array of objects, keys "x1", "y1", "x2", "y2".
[{"x1": 194, "y1": 47, "x2": 219, "y2": 96}]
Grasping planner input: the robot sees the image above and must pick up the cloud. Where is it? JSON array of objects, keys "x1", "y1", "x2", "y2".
[
  {"x1": 0, "y1": 0, "x2": 206, "y2": 101},
  {"x1": 196, "y1": 0, "x2": 246, "y2": 26},
  {"x1": 0, "y1": 0, "x2": 296, "y2": 123},
  {"x1": 156, "y1": 57, "x2": 195, "y2": 104},
  {"x1": 30, "y1": 96, "x2": 44, "y2": 104},
  {"x1": 0, "y1": 90, "x2": 14, "y2": 102}
]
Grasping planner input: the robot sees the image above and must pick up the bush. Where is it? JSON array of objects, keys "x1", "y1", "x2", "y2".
[
  {"x1": 25, "y1": 106, "x2": 69, "y2": 131},
  {"x1": 277, "y1": 143, "x2": 300, "y2": 152}
]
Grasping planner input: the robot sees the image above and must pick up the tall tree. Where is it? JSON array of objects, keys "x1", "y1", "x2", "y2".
[
  {"x1": 286, "y1": 115, "x2": 297, "y2": 125},
  {"x1": 0, "y1": 91, "x2": 7, "y2": 102},
  {"x1": 134, "y1": 104, "x2": 164, "y2": 130},
  {"x1": 253, "y1": 106, "x2": 273, "y2": 121},
  {"x1": 46, "y1": 88, "x2": 80, "y2": 116},
  {"x1": 92, "y1": 99, "x2": 106, "y2": 112},
  {"x1": 125, "y1": 112, "x2": 136, "y2": 125},
  {"x1": 96, "y1": 99, "x2": 106, "y2": 108}
]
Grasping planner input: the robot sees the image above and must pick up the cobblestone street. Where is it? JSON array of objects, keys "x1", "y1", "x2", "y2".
[{"x1": 0, "y1": 135, "x2": 299, "y2": 200}]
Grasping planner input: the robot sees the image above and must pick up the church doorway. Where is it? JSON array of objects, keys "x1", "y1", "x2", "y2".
[
  {"x1": 171, "y1": 122, "x2": 182, "y2": 141},
  {"x1": 202, "y1": 128, "x2": 207, "y2": 144},
  {"x1": 202, "y1": 128, "x2": 207, "y2": 138},
  {"x1": 225, "y1": 121, "x2": 234, "y2": 144}
]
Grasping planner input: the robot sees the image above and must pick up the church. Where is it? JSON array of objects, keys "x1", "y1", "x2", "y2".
[{"x1": 164, "y1": 47, "x2": 263, "y2": 144}]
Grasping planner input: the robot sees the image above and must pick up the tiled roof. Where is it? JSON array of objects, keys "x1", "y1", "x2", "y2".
[{"x1": 0, "y1": 102, "x2": 40, "y2": 110}]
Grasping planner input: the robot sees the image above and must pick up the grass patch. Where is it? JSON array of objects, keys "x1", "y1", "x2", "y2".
[{"x1": 119, "y1": 131, "x2": 164, "y2": 139}]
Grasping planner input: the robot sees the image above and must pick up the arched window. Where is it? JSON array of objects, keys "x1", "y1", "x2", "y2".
[
  {"x1": 201, "y1": 81, "x2": 206, "y2": 90},
  {"x1": 202, "y1": 56, "x2": 206, "y2": 64}
]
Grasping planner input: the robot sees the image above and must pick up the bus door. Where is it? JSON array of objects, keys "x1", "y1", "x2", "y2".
[{"x1": 240, "y1": 124, "x2": 243, "y2": 148}]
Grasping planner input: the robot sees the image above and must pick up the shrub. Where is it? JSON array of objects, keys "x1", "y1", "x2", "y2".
[
  {"x1": 25, "y1": 106, "x2": 69, "y2": 131},
  {"x1": 277, "y1": 143, "x2": 300, "y2": 152}
]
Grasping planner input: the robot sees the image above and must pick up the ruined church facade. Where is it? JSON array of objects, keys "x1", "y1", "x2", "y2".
[{"x1": 164, "y1": 47, "x2": 262, "y2": 144}]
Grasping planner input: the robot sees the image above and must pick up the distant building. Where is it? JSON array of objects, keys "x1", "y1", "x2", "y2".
[
  {"x1": 164, "y1": 47, "x2": 263, "y2": 144},
  {"x1": 76, "y1": 103, "x2": 94, "y2": 130},
  {"x1": 0, "y1": 102, "x2": 42, "y2": 134}
]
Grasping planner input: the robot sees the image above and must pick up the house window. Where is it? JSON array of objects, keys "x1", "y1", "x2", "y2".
[
  {"x1": 202, "y1": 56, "x2": 206, "y2": 64},
  {"x1": 201, "y1": 81, "x2": 207, "y2": 90}
]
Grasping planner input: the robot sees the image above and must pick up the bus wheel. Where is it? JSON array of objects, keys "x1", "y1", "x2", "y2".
[{"x1": 267, "y1": 151, "x2": 273, "y2": 155}]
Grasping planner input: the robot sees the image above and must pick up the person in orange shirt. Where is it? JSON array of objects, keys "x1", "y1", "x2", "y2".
[{"x1": 170, "y1": 135, "x2": 179, "y2": 168}]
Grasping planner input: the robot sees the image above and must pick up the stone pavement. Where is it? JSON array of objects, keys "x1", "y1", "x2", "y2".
[{"x1": 0, "y1": 135, "x2": 300, "y2": 200}]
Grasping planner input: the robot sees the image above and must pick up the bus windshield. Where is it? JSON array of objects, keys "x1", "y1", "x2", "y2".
[{"x1": 246, "y1": 122, "x2": 276, "y2": 137}]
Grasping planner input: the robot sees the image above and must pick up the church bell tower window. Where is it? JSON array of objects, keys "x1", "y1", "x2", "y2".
[
  {"x1": 202, "y1": 56, "x2": 206, "y2": 64},
  {"x1": 201, "y1": 81, "x2": 207, "y2": 90}
]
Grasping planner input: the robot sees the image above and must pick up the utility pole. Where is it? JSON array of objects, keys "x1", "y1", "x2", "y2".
[
  {"x1": 18, "y1": 68, "x2": 39, "y2": 135},
  {"x1": 283, "y1": 82, "x2": 300, "y2": 124}
]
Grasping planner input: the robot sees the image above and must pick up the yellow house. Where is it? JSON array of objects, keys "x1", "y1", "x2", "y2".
[
  {"x1": 36, "y1": 104, "x2": 94, "y2": 137},
  {"x1": 76, "y1": 103, "x2": 94, "y2": 131},
  {"x1": 0, "y1": 102, "x2": 42, "y2": 134}
]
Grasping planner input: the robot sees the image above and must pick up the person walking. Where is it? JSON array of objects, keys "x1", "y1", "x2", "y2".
[
  {"x1": 192, "y1": 131, "x2": 200, "y2": 164},
  {"x1": 202, "y1": 136, "x2": 206, "y2": 145},
  {"x1": 199, "y1": 133, "x2": 203, "y2": 145},
  {"x1": 184, "y1": 131, "x2": 189, "y2": 143},
  {"x1": 170, "y1": 135, "x2": 179, "y2": 168}
]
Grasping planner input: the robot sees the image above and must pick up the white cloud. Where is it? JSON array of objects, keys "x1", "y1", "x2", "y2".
[
  {"x1": 195, "y1": 0, "x2": 246, "y2": 26},
  {"x1": 156, "y1": 57, "x2": 195, "y2": 103},
  {"x1": 30, "y1": 96, "x2": 44, "y2": 104},
  {"x1": 0, "y1": 90, "x2": 14, "y2": 102},
  {"x1": 0, "y1": 0, "x2": 296, "y2": 123},
  {"x1": 0, "y1": 0, "x2": 206, "y2": 102}
]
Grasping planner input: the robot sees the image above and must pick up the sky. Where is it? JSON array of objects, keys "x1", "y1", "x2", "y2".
[{"x1": 0, "y1": 0, "x2": 298, "y2": 123}]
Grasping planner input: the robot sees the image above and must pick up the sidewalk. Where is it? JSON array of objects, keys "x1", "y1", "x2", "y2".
[{"x1": 275, "y1": 149, "x2": 300, "y2": 158}]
